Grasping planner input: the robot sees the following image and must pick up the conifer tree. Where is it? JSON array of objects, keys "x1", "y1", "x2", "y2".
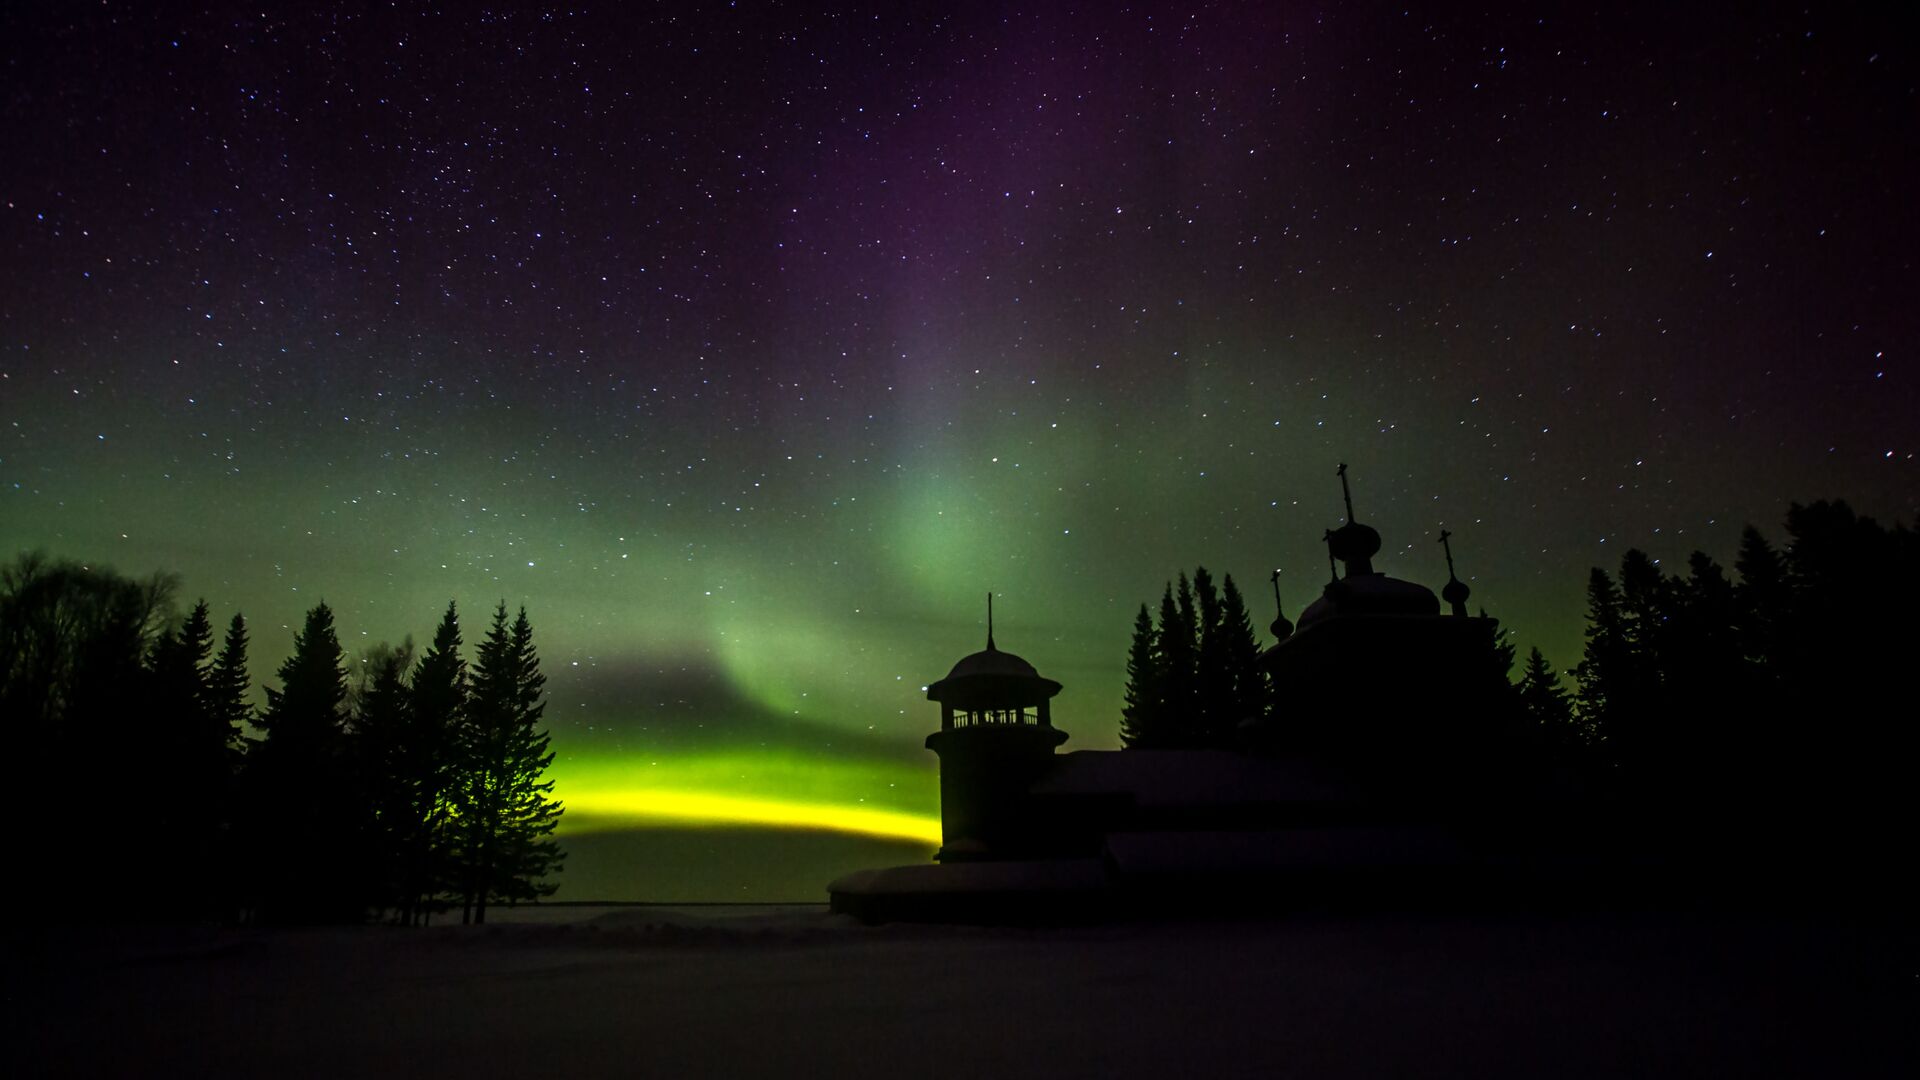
[
  {"x1": 1174, "y1": 573, "x2": 1199, "y2": 655},
  {"x1": 1733, "y1": 525, "x2": 1787, "y2": 676},
  {"x1": 452, "y1": 603, "x2": 564, "y2": 923},
  {"x1": 404, "y1": 601, "x2": 468, "y2": 924},
  {"x1": 146, "y1": 601, "x2": 219, "y2": 788},
  {"x1": 353, "y1": 639, "x2": 415, "y2": 920},
  {"x1": 1489, "y1": 620, "x2": 1517, "y2": 683},
  {"x1": 1192, "y1": 567, "x2": 1232, "y2": 741},
  {"x1": 248, "y1": 601, "x2": 361, "y2": 922},
  {"x1": 145, "y1": 600, "x2": 230, "y2": 915},
  {"x1": 1125, "y1": 569, "x2": 1270, "y2": 749},
  {"x1": 1669, "y1": 552, "x2": 1744, "y2": 762},
  {"x1": 1616, "y1": 549, "x2": 1670, "y2": 686},
  {"x1": 208, "y1": 612, "x2": 253, "y2": 750},
  {"x1": 258, "y1": 602, "x2": 348, "y2": 748},
  {"x1": 1156, "y1": 580, "x2": 1197, "y2": 747},
  {"x1": 149, "y1": 600, "x2": 215, "y2": 705},
  {"x1": 1517, "y1": 647, "x2": 1576, "y2": 739},
  {"x1": 1120, "y1": 603, "x2": 1162, "y2": 748},
  {"x1": 1216, "y1": 574, "x2": 1265, "y2": 731},
  {"x1": 203, "y1": 609, "x2": 253, "y2": 915},
  {"x1": 1574, "y1": 566, "x2": 1626, "y2": 745}
]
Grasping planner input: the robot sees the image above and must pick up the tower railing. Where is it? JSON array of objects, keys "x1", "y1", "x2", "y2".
[{"x1": 950, "y1": 707, "x2": 1036, "y2": 729}]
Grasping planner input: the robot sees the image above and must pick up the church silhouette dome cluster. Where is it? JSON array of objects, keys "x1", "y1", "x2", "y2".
[
  {"x1": 831, "y1": 465, "x2": 1534, "y2": 923},
  {"x1": 1291, "y1": 466, "x2": 1443, "y2": 631}
]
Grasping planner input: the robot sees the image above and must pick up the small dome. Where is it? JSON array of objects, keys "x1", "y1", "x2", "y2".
[
  {"x1": 1296, "y1": 572, "x2": 1441, "y2": 630},
  {"x1": 927, "y1": 642, "x2": 1063, "y2": 709},
  {"x1": 1442, "y1": 576, "x2": 1472, "y2": 606},
  {"x1": 942, "y1": 645, "x2": 1040, "y2": 682}
]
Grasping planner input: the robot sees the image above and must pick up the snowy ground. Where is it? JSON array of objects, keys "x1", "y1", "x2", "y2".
[{"x1": 14, "y1": 906, "x2": 1917, "y2": 1078}]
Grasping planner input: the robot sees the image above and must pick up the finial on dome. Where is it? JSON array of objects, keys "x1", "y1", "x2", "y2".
[
  {"x1": 1326, "y1": 462, "x2": 1381, "y2": 576},
  {"x1": 986, "y1": 592, "x2": 996, "y2": 651},
  {"x1": 1322, "y1": 529, "x2": 1340, "y2": 583},
  {"x1": 1438, "y1": 529, "x2": 1472, "y2": 616},
  {"x1": 1269, "y1": 568, "x2": 1293, "y2": 641}
]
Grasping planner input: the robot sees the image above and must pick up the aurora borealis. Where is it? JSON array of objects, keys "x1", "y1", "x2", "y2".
[{"x1": 4, "y1": 4, "x2": 1915, "y2": 899}]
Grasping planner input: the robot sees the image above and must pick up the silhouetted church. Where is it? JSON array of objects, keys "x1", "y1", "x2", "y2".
[{"x1": 831, "y1": 466, "x2": 1534, "y2": 922}]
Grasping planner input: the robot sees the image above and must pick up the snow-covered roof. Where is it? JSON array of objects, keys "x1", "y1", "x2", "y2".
[
  {"x1": 1032, "y1": 749, "x2": 1361, "y2": 807},
  {"x1": 1104, "y1": 826, "x2": 1472, "y2": 876}
]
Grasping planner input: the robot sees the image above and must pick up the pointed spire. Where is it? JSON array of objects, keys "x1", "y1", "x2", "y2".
[
  {"x1": 1438, "y1": 528, "x2": 1472, "y2": 616},
  {"x1": 1337, "y1": 461, "x2": 1356, "y2": 523},
  {"x1": 1322, "y1": 529, "x2": 1340, "y2": 583},
  {"x1": 986, "y1": 592, "x2": 996, "y2": 651}
]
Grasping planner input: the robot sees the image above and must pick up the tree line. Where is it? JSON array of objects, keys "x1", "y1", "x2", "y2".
[
  {"x1": 0, "y1": 552, "x2": 563, "y2": 924},
  {"x1": 1120, "y1": 567, "x2": 1266, "y2": 748},
  {"x1": 1540, "y1": 499, "x2": 1919, "y2": 823}
]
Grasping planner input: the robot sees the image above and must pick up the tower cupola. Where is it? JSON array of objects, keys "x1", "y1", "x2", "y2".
[
  {"x1": 922, "y1": 595, "x2": 1067, "y2": 862},
  {"x1": 925, "y1": 594, "x2": 1064, "y2": 730}
]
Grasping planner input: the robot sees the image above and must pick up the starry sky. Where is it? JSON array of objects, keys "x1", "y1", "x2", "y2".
[{"x1": 4, "y1": 3, "x2": 1915, "y2": 900}]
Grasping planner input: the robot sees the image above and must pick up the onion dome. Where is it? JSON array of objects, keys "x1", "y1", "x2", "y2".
[
  {"x1": 1327, "y1": 520, "x2": 1382, "y2": 573},
  {"x1": 1267, "y1": 570, "x2": 1294, "y2": 642},
  {"x1": 1327, "y1": 462, "x2": 1380, "y2": 576}
]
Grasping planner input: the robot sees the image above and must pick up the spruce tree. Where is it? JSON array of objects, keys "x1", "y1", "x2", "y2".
[
  {"x1": 1192, "y1": 567, "x2": 1231, "y2": 742},
  {"x1": 146, "y1": 600, "x2": 218, "y2": 790},
  {"x1": 248, "y1": 601, "x2": 361, "y2": 922},
  {"x1": 145, "y1": 600, "x2": 229, "y2": 916},
  {"x1": 208, "y1": 612, "x2": 253, "y2": 750},
  {"x1": 1617, "y1": 549, "x2": 1669, "y2": 661},
  {"x1": 405, "y1": 602, "x2": 468, "y2": 924},
  {"x1": 1733, "y1": 524, "x2": 1787, "y2": 676},
  {"x1": 353, "y1": 640, "x2": 415, "y2": 921},
  {"x1": 1574, "y1": 567, "x2": 1626, "y2": 747},
  {"x1": 1120, "y1": 604, "x2": 1162, "y2": 748},
  {"x1": 453, "y1": 603, "x2": 564, "y2": 923},
  {"x1": 257, "y1": 602, "x2": 348, "y2": 748},
  {"x1": 1126, "y1": 569, "x2": 1268, "y2": 749},
  {"x1": 203, "y1": 609, "x2": 252, "y2": 916},
  {"x1": 1156, "y1": 581, "x2": 1196, "y2": 747},
  {"x1": 1517, "y1": 647, "x2": 1576, "y2": 740},
  {"x1": 149, "y1": 600, "x2": 215, "y2": 705},
  {"x1": 1216, "y1": 574, "x2": 1265, "y2": 733},
  {"x1": 1670, "y1": 552, "x2": 1743, "y2": 769}
]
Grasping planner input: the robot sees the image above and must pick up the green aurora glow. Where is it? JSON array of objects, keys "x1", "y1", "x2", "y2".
[{"x1": 5, "y1": 4, "x2": 1914, "y2": 899}]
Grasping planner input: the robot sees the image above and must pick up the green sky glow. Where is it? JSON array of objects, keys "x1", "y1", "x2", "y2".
[{"x1": 8, "y1": 3, "x2": 1913, "y2": 900}]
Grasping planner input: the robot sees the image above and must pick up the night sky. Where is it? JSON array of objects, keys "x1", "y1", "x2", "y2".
[{"x1": 5, "y1": 3, "x2": 1915, "y2": 899}]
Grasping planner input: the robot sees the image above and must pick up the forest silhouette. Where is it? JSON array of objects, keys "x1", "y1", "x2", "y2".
[
  {"x1": 0, "y1": 560, "x2": 564, "y2": 925},
  {"x1": 5, "y1": 497, "x2": 1916, "y2": 923}
]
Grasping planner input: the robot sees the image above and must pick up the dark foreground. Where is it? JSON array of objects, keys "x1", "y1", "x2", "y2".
[{"x1": 11, "y1": 906, "x2": 1917, "y2": 1078}]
